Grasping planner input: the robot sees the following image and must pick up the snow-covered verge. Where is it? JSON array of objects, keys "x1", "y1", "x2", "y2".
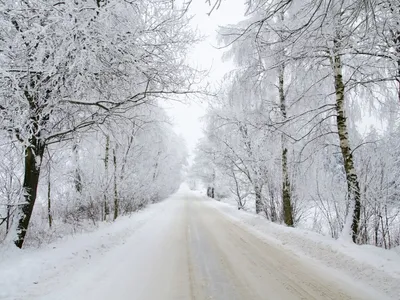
[
  {"x1": 196, "y1": 191, "x2": 400, "y2": 299},
  {"x1": 0, "y1": 199, "x2": 171, "y2": 300}
]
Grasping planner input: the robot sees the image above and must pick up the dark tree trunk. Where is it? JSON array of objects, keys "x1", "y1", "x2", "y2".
[
  {"x1": 14, "y1": 81, "x2": 48, "y2": 248},
  {"x1": 279, "y1": 64, "x2": 294, "y2": 226},
  {"x1": 14, "y1": 140, "x2": 46, "y2": 248},
  {"x1": 207, "y1": 187, "x2": 215, "y2": 198},
  {"x1": 113, "y1": 148, "x2": 118, "y2": 221},
  {"x1": 73, "y1": 143, "x2": 82, "y2": 194},
  {"x1": 255, "y1": 185, "x2": 263, "y2": 214},
  {"x1": 282, "y1": 148, "x2": 294, "y2": 226},
  {"x1": 103, "y1": 135, "x2": 110, "y2": 221},
  {"x1": 396, "y1": 35, "x2": 400, "y2": 103},
  {"x1": 48, "y1": 164, "x2": 52, "y2": 228},
  {"x1": 6, "y1": 204, "x2": 10, "y2": 235}
]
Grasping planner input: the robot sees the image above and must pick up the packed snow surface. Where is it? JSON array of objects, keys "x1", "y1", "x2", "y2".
[{"x1": 1, "y1": 186, "x2": 399, "y2": 299}]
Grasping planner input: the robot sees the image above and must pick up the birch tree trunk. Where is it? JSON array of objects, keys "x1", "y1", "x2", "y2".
[
  {"x1": 279, "y1": 63, "x2": 294, "y2": 226},
  {"x1": 332, "y1": 38, "x2": 362, "y2": 243}
]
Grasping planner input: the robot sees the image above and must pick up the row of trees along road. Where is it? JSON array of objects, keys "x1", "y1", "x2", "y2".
[
  {"x1": 0, "y1": 0, "x2": 196, "y2": 248},
  {"x1": 191, "y1": 0, "x2": 400, "y2": 247}
]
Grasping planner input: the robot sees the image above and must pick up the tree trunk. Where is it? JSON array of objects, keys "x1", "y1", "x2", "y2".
[
  {"x1": 232, "y1": 171, "x2": 244, "y2": 209},
  {"x1": 211, "y1": 169, "x2": 216, "y2": 199},
  {"x1": 270, "y1": 197, "x2": 277, "y2": 222},
  {"x1": 103, "y1": 135, "x2": 110, "y2": 221},
  {"x1": 332, "y1": 39, "x2": 361, "y2": 243},
  {"x1": 396, "y1": 34, "x2": 400, "y2": 103},
  {"x1": 396, "y1": 43, "x2": 400, "y2": 103},
  {"x1": 120, "y1": 125, "x2": 135, "y2": 182},
  {"x1": 279, "y1": 63, "x2": 294, "y2": 226},
  {"x1": 113, "y1": 147, "x2": 118, "y2": 221},
  {"x1": 48, "y1": 163, "x2": 52, "y2": 228},
  {"x1": 73, "y1": 143, "x2": 82, "y2": 194},
  {"x1": 255, "y1": 185, "x2": 263, "y2": 214},
  {"x1": 13, "y1": 76, "x2": 50, "y2": 248},
  {"x1": 6, "y1": 173, "x2": 12, "y2": 234},
  {"x1": 281, "y1": 146, "x2": 294, "y2": 226},
  {"x1": 207, "y1": 187, "x2": 215, "y2": 198},
  {"x1": 14, "y1": 141, "x2": 46, "y2": 248},
  {"x1": 6, "y1": 204, "x2": 10, "y2": 235}
]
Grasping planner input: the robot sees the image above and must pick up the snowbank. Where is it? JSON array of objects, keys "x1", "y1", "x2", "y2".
[
  {"x1": 197, "y1": 191, "x2": 400, "y2": 299},
  {"x1": 0, "y1": 199, "x2": 171, "y2": 300}
]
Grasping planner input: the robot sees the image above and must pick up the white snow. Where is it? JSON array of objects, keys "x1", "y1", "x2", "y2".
[
  {"x1": 198, "y1": 191, "x2": 400, "y2": 299},
  {"x1": 1, "y1": 188, "x2": 400, "y2": 299},
  {"x1": 0, "y1": 198, "x2": 174, "y2": 300}
]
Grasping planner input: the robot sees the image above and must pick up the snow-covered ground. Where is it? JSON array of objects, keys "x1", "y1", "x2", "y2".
[
  {"x1": 197, "y1": 191, "x2": 400, "y2": 299},
  {"x1": 1, "y1": 187, "x2": 399, "y2": 299},
  {"x1": 0, "y1": 198, "x2": 173, "y2": 300}
]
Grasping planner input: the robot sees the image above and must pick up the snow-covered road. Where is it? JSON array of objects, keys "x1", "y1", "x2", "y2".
[
  {"x1": 184, "y1": 196, "x2": 381, "y2": 300},
  {"x1": 2, "y1": 189, "x2": 393, "y2": 299}
]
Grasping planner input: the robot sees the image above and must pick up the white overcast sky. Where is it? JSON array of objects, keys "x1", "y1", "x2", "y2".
[{"x1": 163, "y1": 1, "x2": 246, "y2": 158}]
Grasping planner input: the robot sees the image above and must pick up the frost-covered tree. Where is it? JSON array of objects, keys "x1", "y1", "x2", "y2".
[
  {"x1": 194, "y1": 0, "x2": 400, "y2": 246},
  {"x1": 0, "y1": 103, "x2": 188, "y2": 247},
  {"x1": 0, "y1": 0, "x2": 197, "y2": 248}
]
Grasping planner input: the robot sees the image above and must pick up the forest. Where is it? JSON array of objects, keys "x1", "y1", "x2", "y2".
[
  {"x1": 0, "y1": 0, "x2": 192, "y2": 248},
  {"x1": 190, "y1": 0, "x2": 400, "y2": 248},
  {"x1": 1, "y1": 0, "x2": 399, "y2": 251}
]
